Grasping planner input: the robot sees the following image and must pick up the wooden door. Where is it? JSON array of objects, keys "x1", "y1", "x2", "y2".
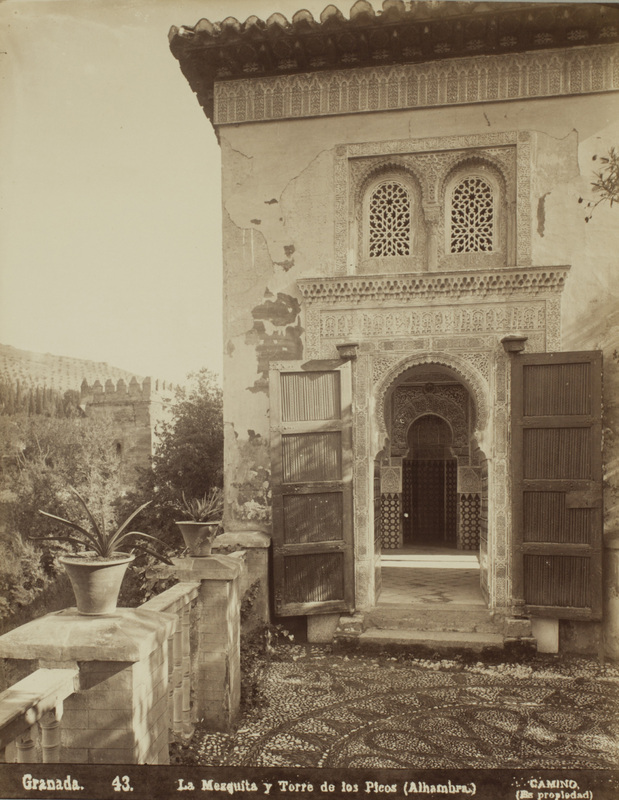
[
  {"x1": 512, "y1": 351, "x2": 603, "y2": 620},
  {"x1": 270, "y1": 360, "x2": 354, "y2": 617},
  {"x1": 403, "y1": 458, "x2": 457, "y2": 545},
  {"x1": 412, "y1": 460, "x2": 445, "y2": 542}
]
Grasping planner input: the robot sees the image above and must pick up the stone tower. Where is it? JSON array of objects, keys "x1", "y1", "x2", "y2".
[{"x1": 80, "y1": 376, "x2": 172, "y2": 488}]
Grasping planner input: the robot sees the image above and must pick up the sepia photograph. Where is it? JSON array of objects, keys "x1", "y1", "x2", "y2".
[{"x1": 0, "y1": 0, "x2": 618, "y2": 797}]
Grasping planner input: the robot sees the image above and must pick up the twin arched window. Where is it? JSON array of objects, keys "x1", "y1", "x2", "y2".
[{"x1": 365, "y1": 169, "x2": 498, "y2": 264}]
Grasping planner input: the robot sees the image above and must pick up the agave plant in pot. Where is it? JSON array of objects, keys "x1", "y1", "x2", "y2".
[
  {"x1": 33, "y1": 487, "x2": 173, "y2": 616},
  {"x1": 175, "y1": 487, "x2": 223, "y2": 557}
]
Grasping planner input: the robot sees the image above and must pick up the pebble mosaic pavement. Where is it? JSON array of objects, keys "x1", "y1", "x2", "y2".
[{"x1": 192, "y1": 648, "x2": 619, "y2": 769}]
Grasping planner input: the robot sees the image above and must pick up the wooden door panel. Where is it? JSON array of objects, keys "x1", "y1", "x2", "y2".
[
  {"x1": 522, "y1": 362, "x2": 592, "y2": 416},
  {"x1": 282, "y1": 493, "x2": 344, "y2": 544},
  {"x1": 270, "y1": 361, "x2": 354, "y2": 617},
  {"x1": 280, "y1": 371, "x2": 340, "y2": 421},
  {"x1": 523, "y1": 492, "x2": 592, "y2": 544},
  {"x1": 281, "y1": 432, "x2": 342, "y2": 483},
  {"x1": 523, "y1": 428, "x2": 591, "y2": 479},
  {"x1": 512, "y1": 351, "x2": 603, "y2": 620}
]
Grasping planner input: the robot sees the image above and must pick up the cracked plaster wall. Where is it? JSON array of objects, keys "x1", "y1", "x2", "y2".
[
  {"x1": 221, "y1": 131, "x2": 335, "y2": 529},
  {"x1": 218, "y1": 92, "x2": 619, "y2": 541},
  {"x1": 532, "y1": 114, "x2": 619, "y2": 536}
]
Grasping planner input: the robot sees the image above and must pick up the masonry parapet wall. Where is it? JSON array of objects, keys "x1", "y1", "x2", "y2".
[
  {"x1": 0, "y1": 552, "x2": 246, "y2": 763},
  {"x1": 0, "y1": 608, "x2": 176, "y2": 764}
]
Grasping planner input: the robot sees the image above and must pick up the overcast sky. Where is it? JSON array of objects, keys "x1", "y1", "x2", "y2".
[{"x1": 0, "y1": 0, "x2": 330, "y2": 384}]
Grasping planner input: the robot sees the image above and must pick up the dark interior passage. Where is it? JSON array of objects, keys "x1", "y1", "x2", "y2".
[{"x1": 402, "y1": 415, "x2": 457, "y2": 547}]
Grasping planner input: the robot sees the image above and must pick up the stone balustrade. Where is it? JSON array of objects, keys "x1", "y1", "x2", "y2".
[
  {"x1": 0, "y1": 668, "x2": 79, "y2": 763},
  {"x1": 0, "y1": 551, "x2": 247, "y2": 764}
]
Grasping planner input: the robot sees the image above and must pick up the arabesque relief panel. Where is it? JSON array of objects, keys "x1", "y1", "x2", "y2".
[{"x1": 214, "y1": 45, "x2": 619, "y2": 125}]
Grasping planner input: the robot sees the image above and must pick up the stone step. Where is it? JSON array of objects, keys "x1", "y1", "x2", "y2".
[
  {"x1": 365, "y1": 603, "x2": 500, "y2": 633},
  {"x1": 355, "y1": 628, "x2": 505, "y2": 652}
]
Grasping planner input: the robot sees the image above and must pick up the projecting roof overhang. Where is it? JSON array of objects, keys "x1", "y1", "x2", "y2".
[{"x1": 169, "y1": 1, "x2": 619, "y2": 121}]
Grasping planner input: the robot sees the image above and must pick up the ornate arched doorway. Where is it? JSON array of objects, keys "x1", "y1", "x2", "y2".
[{"x1": 376, "y1": 362, "x2": 485, "y2": 555}]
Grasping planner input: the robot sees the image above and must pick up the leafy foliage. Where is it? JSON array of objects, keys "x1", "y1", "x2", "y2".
[
  {"x1": 0, "y1": 413, "x2": 129, "y2": 620},
  {"x1": 118, "y1": 369, "x2": 223, "y2": 544},
  {"x1": 176, "y1": 487, "x2": 223, "y2": 522},
  {"x1": 0, "y1": 380, "x2": 82, "y2": 417},
  {"x1": 0, "y1": 367, "x2": 224, "y2": 617},
  {"x1": 1, "y1": 414, "x2": 124, "y2": 545},
  {"x1": 579, "y1": 147, "x2": 619, "y2": 222},
  {"x1": 34, "y1": 486, "x2": 172, "y2": 563},
  {"x1": 153, "y1": 369, "x2": 223, "y2": 498}
]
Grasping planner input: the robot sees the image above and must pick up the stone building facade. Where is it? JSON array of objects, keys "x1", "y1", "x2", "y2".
[{"x1": 170, "y1": 1, "x2": 619, "y2": 655}]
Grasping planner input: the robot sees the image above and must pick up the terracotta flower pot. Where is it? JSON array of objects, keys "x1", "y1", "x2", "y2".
[
  {"x1": 59, "y1": 552, "x2": 135, "y2": 616},
  {"x1": 175, "y1": 521, "x2": 221, "y2": 557}
]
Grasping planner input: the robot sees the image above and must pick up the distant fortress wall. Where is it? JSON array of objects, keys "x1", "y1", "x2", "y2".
[{"x1": 80, "y1": 377, "x2": 174, "y2": 487}]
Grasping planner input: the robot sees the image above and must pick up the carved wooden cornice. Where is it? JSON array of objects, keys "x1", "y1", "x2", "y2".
[
  {"x1": 297, "y1": 265, "x2": 570, "y2": 304},
  {"x1": 168, "y1": 2, "x2": 619, "y2": 122}
]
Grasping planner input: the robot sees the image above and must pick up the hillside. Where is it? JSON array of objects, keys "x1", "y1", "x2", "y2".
[{"x1": 0, "y1": 343, "x2": 144, "y2": 394}]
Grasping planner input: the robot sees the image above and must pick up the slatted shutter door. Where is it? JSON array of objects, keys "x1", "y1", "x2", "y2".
[
  {"x1": 512, "y1": 351, "x2": 603, "y2": 620},
  {"x1": 270, "y1": 360, "x2": 354, "y2": 617}
]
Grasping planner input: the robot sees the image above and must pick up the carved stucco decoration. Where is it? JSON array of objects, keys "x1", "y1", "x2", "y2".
[
  {"x1": 372, "y1": 354, "x2": 409, "y2": 385},
  {"x1": 334, "y1": 131, "x2": 532, "y2": 274},
  {"x1": 489, "y1": 347, "x2": 512, "y2": 609},
  {"x1": 308, "y1": 302, "x2": 559, "y2": 367},
  {"x1": 298, "y1": 266, "x2": 569, "y2": 304},
  {"x1": 351, "y1": 157, "x2": 430, "y2": 205},
  {"x1": 458, "y1": 466, "x2": 482, "y2": 494},
  {"x1": 327, "y1": 303, "x2": 545, "y2": 335},
  {"x1": 396, "y1": 370, "x2": 458, "y2": 382},
  {"x1": 391, "y1": 385, "x2": 469, "y2": 452},
  {"x1": 438, "y1": 158, "x2": 510, "y2": 271},
  {"x1": 458, "y1": 352, "x2": 491, "y2": 383},
  {"x1": 354, "y1": 163, "x2": 427, "y2": 274},
  {"x1": 352, "y1": 352, "x2": 373, "y2": 609},
  {"x1": 213, "y1": 45, "x2": 619, "y2": 125},
  {"x1": 374, "y1": 351, "x2": 489, "y2": 453},
  {"x1": 380, "y1": 466, "x2": 402, "y2": 494},
  {"x1": 546, "y1": 297, "x2": 562, "y2": 351},
  {"x1": 297, "y1": 303, "x2": 515, "y2": 612},
  {"x1": 376, "y1": 337, "x2": 434, "y2": 352}
]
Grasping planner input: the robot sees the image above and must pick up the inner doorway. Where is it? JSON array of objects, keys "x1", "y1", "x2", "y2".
[
  {"x1": 374, "y1": 361, "x2": 488, "y2": 620},
  {"x1": 378, "y1": 364, "x2": 484, "y2": 556},
  {"x1": 402, "y1": 415, "x2": 457, "y2": 547}
]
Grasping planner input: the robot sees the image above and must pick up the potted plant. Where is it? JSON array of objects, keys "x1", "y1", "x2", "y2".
[
  {"x1": 33, "y1": 486, "x2": 172, "y2": 616},
  {"x1": 175, "y1": 487, "x2": 223, "y2": 557}
]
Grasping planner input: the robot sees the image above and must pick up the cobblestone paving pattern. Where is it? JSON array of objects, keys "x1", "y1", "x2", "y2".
[{"x1": 193, "y1": 647, "x2": 619, "y2": 769}]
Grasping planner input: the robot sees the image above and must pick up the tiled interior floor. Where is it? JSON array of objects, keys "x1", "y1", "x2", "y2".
[{"x1": 380, "y1": 550, "x2": 485, "y2": 607}]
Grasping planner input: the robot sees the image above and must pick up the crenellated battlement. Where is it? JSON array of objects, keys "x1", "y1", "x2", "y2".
[{"x1": 80, "y1": 376, "x2": 175, "y2": 403}]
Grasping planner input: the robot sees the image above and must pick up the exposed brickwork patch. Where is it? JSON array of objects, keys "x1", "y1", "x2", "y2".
[{"x1": 246, "y1": 293, "x2": 303, "y2": 393}]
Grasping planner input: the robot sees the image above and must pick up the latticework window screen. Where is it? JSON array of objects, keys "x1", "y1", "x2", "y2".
[
  {"x1": 450, "y1": 176, "x2": 494, "y2": 253},
  {"x1": 368, "y1": 181, "x2": 411, "y2": 257}
]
